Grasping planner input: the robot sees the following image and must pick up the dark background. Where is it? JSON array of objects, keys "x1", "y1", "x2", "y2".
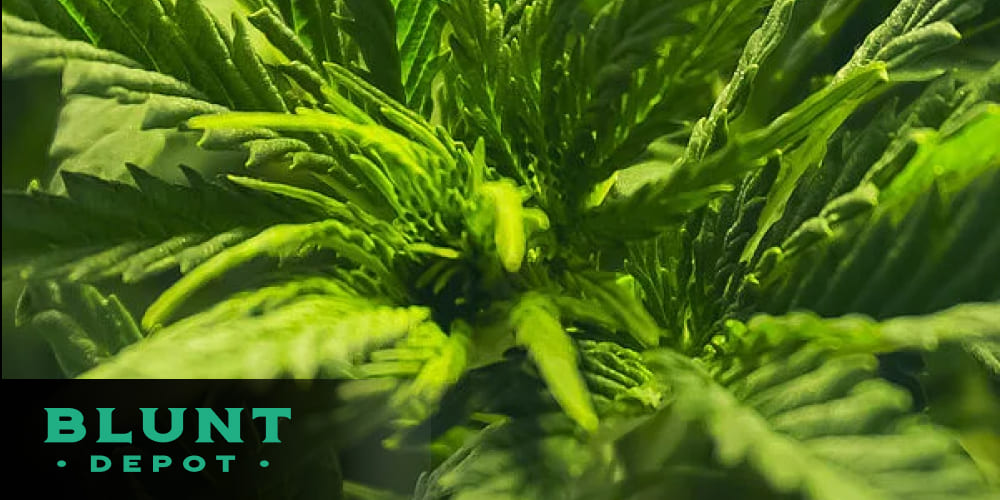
[{"x1": 3, "y1": 379, "x2": 432, "y2": 499}]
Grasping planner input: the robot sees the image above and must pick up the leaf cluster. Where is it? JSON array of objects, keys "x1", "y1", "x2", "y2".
[{"x1": 2, "y1": 0, "x2": 999, "y2": 498}]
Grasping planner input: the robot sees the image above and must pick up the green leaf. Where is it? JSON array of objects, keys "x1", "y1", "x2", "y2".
[
  {"x1": 2, "y1": 166, "x2": 325, "y2": 285},
  {"x1": 48, "y1": 0, "x2": 239, "y2": 104},
  {"x1": 174, "y1": 0, "x2": 261, "y2": 109},
  {"x1": 751, "y1": 114, "x2": 1000, "y2": 319},
  {"x1": 2, "y1": 0, "x2": 90, "y2": 41},
  {"x1": 83, "y1": 287, "x2": 430, "y2": 378},
  {"x1": 247, "y1": 6, "x2": 320, "y2": 69},
  {"x1": 588, "y1": 63, "x2": 889, "y2": 241},
  {"x1": 714, "y1": 303, "x2": 1000, "y2": 360},
  {"x1": 4, "y1": 1, "x2": 1000, "y2": 496},
  {"x1": 628, "y1": 347, "x2": 995, "y2": 500},
  {"x1": 739, "y1": 63, "x2": 891, "y2": 262},
  {"x1": 51, "y1": 0, "x2": 189, "y2": 77},
  {"x1": 839, "y1": 0, "x2": 985, "y2": 77},
  {"x1": 3, "y1": 15, "x2": 140, "y2": 76},
  {"x1": 682, "y1": 0, "x2": 797, "y2": 162},
  {"x1": 745, "y1": 67, "x2": 998, "y2": 282},
  {"x1": 341, "y1": 0, "x2": 405, "y2": 100},
  {"x1": 142, "y1": 218, "x2": 397, "y2": 329},
  {"x1": 880, "y1": 104, "x2": 1000, "y2": 203},
  {"x1": 962, "y1": 340, "x2": 1000, "y2": 377},
  {"x1": 477, "y1": 179, "x2": 527, "y2": 273},
  {"x1": 381, "y1": 321, "x2": 471, "y2": 424},
  {"x1": 511, "y1": 294, "x2": 599, "y2": 433},
  {"x1": 184, "y1": 107, "x2": 453, "y2": 223},
  {"x1": 3, "y1": 13, "x2": 243, "y2": 187},
  {"x1": 413, "y1": 416, "x2": 618, "y2": 500},
  {"x1": 15, "y1": 281, "x2": 143, "y2": 377},
  {"x1": 394, "y1": 0, "x2": 443, "y2": 113},
  {"x1": 284, "y1": 0, "x2": 342, "y2": 64},
  {"x1": 567, "y1": 272, "x2": 662, "y2": 348},
  {"x1": 578, "y1": 339, "x2": 662, "y2": 413}
]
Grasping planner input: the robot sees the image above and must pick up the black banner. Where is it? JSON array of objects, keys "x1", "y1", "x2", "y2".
[{"x1": 4, "y1": 380, "x2": 432, "y2": 500}]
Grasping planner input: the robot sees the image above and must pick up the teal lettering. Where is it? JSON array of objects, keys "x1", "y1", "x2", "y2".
[
  {"x1": 141, "y1": 408, "x2": 185, "y2": 443},
  {"x1": 216, "y1": 455, "x2": 236, "y2": 472},
  {"x1": 44, "y1": 408, "x2": 85, "y2": 443},
  {"x1": 195, "y1": 408, "x2": 242, "y2": 443},
  {"x1": 252, "y1": 408, "x2": 291, "y2": 443},
  {"x1": 183, "y1": 456, "x2": 206, "y2": 472},
  {"x1": 91, "y1": 455, "x2": 110, "y2": 472},
  {"x1": 122, "y1": 455, "x2": 141, "y2": 472},
  {"x1": 96, "y1": 408, "x2": 132, "y2": 443},
  {"x1": 153, "y1": 455, "x2": 172, "y2": 472}
]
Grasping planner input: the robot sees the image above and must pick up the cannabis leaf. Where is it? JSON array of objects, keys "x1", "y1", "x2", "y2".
[
  {"x1": 628, "y1": 343, "x2": 993, "y2": 500},
  {"x1": 3, "y1": 0, "x2": 999, "y2": 498}
]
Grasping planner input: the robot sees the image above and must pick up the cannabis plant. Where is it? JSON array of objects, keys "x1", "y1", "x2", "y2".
[{"x1": 2, "y1": 0, "x2": 999, "y2": 498}]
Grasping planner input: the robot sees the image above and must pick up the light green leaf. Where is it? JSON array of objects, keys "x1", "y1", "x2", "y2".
[
  {"x1": 84, "y1": 290, "x2": 430, "y2": 378},
  {"x1": 718, "y1": 303, "x2": 1000, "y2": 358},
  {"x1": 385, "y1": 321, "x2": 471, "y2": 423},
  {"x1": 880, "y1": 104, "x2": 1000, "y2": 203},
  {"x1": 630, "y1": 347, "x2": 995, "y2": 500},
  {"x1": 15, "y1": 281, "x2": 142, "y2": 377},
  {"x1": 478, "y1": 179, "x2": 526, "y2": 273},
  {"x1": 511, "y1": 294, "x2": 599, "y2": 433},
  {"x1": 142, "y1": 218, "x2": 395, "y2": 329}
]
